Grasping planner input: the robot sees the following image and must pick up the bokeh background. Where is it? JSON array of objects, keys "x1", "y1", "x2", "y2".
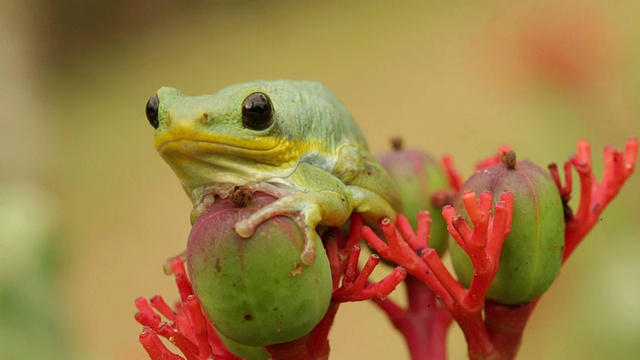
[{"x1": 2, "y1": 0, "x2": 639, "y2": 359}]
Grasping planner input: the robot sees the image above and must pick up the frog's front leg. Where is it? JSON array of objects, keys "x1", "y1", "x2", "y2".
[
  {"x1": 235, "y1": 163, "x2": 354, "y2": 266},
  {"x1": 235, "y1": 191, "x2": 323, "y2": 266}
]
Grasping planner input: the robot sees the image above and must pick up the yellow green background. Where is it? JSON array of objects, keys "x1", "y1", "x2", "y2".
[{"x1": 2, "y1": 0, "x2": 638, "y2": 359}]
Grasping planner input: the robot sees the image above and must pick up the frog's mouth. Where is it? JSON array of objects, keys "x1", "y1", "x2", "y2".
[
  {"x1": 157, "y1": 138, "x2": 297, "y2": 167},
  {"x1": 158, "y1": 138, "x2": 277, "y2": 155}
]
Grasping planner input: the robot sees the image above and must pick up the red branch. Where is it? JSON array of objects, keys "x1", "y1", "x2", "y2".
[
  {"x1": 548, "y1": 138, "x2": 638, "y2": 261},
  {"x1": 134, "y1": 258, "x2": 241, "y2": 360},
  {"x1": 441, "y1": 155, "x2": 464, "y2": 192},
  {"x1": 371, "y1": 275, "x2": 453, "y2": 360},
  {"x1": 363, "y1": 191, "x2": 514, "y2": 359}
]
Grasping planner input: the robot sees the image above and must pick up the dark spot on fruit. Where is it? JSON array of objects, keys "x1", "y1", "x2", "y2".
[
  {"x1": 243, "y1": 314, "x2": 253, "y2": 320},
  {"x1": 215, "y1": 258, "x2": 221, "y2": 272}
]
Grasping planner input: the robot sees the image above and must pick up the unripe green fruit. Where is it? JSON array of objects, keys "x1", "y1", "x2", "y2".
[
  {"x1": 450, "y1": 157, "x2": 564, "y2": 304},
  {"x1": 186, "y1": 192, "x2": 332, "y2": 346},
  {"x1": 377, "y1": 145, "x2": 450, "y2": 255}
]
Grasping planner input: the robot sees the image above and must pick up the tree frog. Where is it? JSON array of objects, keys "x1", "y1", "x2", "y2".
[{"x1": 145, "y1": 80, "x2": 401, "y2": 265}]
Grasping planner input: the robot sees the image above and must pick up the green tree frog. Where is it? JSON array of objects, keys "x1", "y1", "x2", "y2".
[{"x1": 145, "y1": 80, "x2": 401, "y2": 265}]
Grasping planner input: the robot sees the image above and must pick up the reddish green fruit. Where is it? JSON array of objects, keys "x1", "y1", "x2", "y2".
[
  {"x1": 450, "y1": 154, "x2": 564, "y2": 304},
  {"x1": 187, "y1": 192, "x2": 332, "y2": 346},
  {"x1": 377, "y1": 144, "x2": 451, "y2": 255}
]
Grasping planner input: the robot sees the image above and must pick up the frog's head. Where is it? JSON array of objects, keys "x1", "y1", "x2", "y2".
[{"x1": 146, "y1": 80, "x2": 365, "y2": 197}]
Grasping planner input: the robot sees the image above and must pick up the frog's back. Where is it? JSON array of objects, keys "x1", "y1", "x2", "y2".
[{"x1": 261, "y1": 80, "x2": 402, "y2": 215}]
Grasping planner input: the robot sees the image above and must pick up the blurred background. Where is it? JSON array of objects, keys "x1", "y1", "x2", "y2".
[{"x1": 1, "y1": 0, "x2": 638, "y2": 359}]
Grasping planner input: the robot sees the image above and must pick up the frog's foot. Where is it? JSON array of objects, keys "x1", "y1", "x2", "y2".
[
  {"x1": 235, "y1": 192, "x2": 322, "y2": 266},
  {"x1": 190, "y1": 183, "x2": 237, "y2": 224}
]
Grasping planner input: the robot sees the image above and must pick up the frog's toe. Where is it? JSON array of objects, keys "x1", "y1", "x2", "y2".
[
  {"x1": 235, "y1": 218, "x2": 257, "y2": 238},
  {"x1": 232, "y1": 197, "x2": 321, "y2": 266},
  {"x1": 299, "y1": 229, "x2": 317, "y2": 266}
]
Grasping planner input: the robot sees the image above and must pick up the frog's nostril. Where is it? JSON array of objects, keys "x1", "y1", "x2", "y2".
[{"x1": 146, "y1": 93, "x2": 160, "y2": 129}]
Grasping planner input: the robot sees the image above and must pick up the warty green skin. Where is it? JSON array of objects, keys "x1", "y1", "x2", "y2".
[{"x1": 153, "y1": 80, "x2": 402, "y2": 265}]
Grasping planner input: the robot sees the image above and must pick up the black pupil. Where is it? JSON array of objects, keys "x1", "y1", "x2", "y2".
[
  {"x1": 146, "y1": 94, "x2": 159, "y2": 129},
  {"x1": 242, "y1": 92, "x2": 273, "y2": 130}
]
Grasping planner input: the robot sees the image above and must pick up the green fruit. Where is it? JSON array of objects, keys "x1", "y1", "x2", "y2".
[
  {"x1": 450, "y1": 156, "x2": 564, "y2": 304},
  {"x1": 377, "y1": 144, "x2": 451, "y2": 255},
  {"x1": 186, "y1": 192, "x2": 332, "y2": 346}
]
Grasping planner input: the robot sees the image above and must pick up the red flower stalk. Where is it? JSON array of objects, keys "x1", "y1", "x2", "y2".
[
  {"x1": 369, "y1": 274, "x2": 452, "y2": 360},
  {"x1": 326, "y1": 214, "x2": 407, "y2": 303},
  {"x1": 440, "y1": 155, "x2": 463, "y2": 192},
  {"x1": 135, "y1": 258, "x2": 240, "y2": 360},
  {"x1": 363, "y1": 191, "x2": 514, "y2": 359},
  {"x1": 548, "y1": 137, "x2": 638, "y2": 261}
]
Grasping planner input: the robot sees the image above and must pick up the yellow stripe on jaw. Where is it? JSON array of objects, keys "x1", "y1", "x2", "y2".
[
  {"x1": 154, "y1": 125, "x2": 282, "y2": 152},
  {"x1": 157, "y1": 134, "x2": 301, "y2": 167}
]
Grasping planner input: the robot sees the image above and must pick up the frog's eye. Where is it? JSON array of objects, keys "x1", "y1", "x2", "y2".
[
  {"x1": 146, "y1": 94, "x2": 160, "y2": 129},
  {"x1": 242, "y1": 92, "x2": 274, "y2": 130}
]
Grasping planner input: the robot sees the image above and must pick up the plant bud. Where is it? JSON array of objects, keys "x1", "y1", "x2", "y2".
[
  {"x1": 377, "y1": 141, "x2": 451, "y2": 255},
  {"x1": 186, "y1": 192, "x2": 332, "y2": 346},
  {"x1": 450, "y1": 153, "x2": 564, "y2": 304}
]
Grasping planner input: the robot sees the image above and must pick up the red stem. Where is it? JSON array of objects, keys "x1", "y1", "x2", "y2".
[
  {"x1": 266, "y1": 337, "x2": 319, "y2": 360},
  {"x1": 405, "y1": 275, "x2": 451, "y2": 360},
  {"x1": 307, "y1": 303, "x2": 340, "y2": 358},
  {"x1": 483, "y1": 302, "x2": 535, "y2": 360},
  {"x1": 561, "y1": 138, "x2": 638, "y2": 262},
  {"x1": 441, "y1": 155, "x2": 463, "y2": 192},
  {"x1": 370, "y1": 276, "x2": 452, "y2": 360}
]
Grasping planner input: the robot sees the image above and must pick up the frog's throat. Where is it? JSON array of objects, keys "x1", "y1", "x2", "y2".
[{"x1": 159, "y1": 143, "x2": 298, "y2": 204}]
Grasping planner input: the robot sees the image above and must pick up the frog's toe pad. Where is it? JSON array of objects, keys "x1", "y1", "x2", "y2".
[
  {"x1": 235, "y1": 219, "x2": 256, "y2": 238},
  {"x1": 300, "y1": 246, "x2": 316, "y2": 266}
]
